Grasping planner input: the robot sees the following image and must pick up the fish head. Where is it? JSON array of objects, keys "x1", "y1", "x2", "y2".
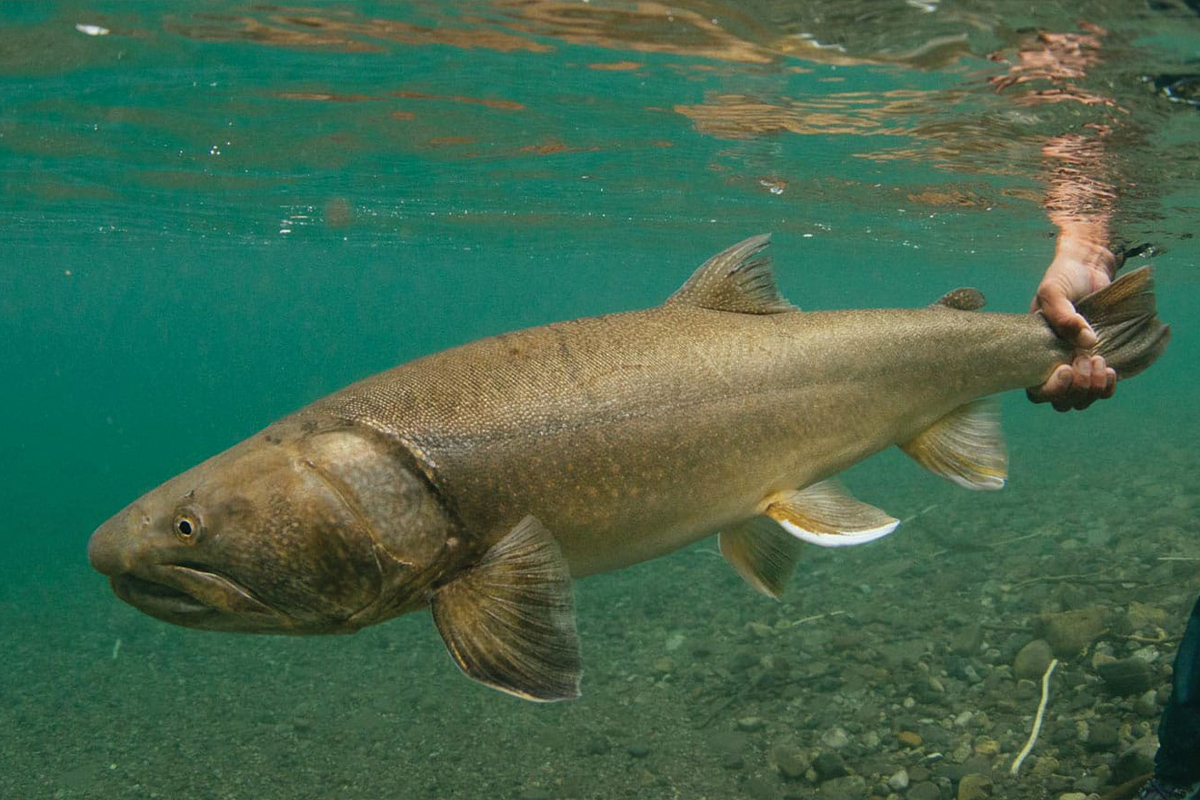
[{"x1": 88, "y1": 421, "x2": 456, "y2": 634}]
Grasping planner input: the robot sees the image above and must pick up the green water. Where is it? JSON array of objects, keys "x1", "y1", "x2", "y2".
[{"x1": 2, "y1": 3, "x2": 1198, "y2": 799}]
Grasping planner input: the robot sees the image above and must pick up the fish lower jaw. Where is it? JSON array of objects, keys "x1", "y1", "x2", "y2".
[{"x1": 111, "y1": 573, "x2": 214, "y2": 617}]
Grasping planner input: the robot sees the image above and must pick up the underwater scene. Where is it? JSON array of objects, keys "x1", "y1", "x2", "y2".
[{"x1": 2, "y1": 2, "x2": 1199, "y2": 799}]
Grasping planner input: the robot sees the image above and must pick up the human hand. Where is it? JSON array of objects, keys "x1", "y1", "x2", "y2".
[{"x1": 1027, "y1": 235, "x2": 1117, "y2": 411}]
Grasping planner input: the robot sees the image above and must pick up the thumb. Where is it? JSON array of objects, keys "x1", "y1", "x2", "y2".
[{"x1": 1040, "y1": 293, "x2": 1098, "y2": 349}]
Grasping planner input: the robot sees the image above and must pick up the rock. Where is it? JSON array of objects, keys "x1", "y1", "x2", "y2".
[
  {"x1": 973, "y1": 737, "x2": 1000, "y2": 756},
  {"x1": 652, "y1": 657, "x2": 674, "y2": 675},
  {"x1": 888, "y1": 769, "x2": 910, "y2": 791},
  {"x1": 1135, "y1": 689, "x2": 1159, "y2": 718},
  {"x1": 746, "y1": 621, "x2": 774, "y2": 639},
  {"x1": 909, "y1": 781, "x2": 942, "y2": 800},
  {"x1": 820, "y1": 727, "x2": 850, "y2": 749},
  {"x1": 770, "y1": 743, "x2": 810, "y2": 780},
  {"x1": 811, "y1": 751, "x2": 848, "y2": 781},
  {"x1": 1097, "y1": 657, "x2": 1156, "y2": 696},
  {"x1": 738, "y1": 716, "x2": 766, "y2": 733},
  {"x1": 1035, "y1": 608, "x2": 1106, "y2": 657},
  {"x1": 1032, "y1": 755, "x2": 1060, "y2": 777},
  {"x1": 1058, "y1": 794, "x2": 1089, "y2": 800},
  {"x1": 957, "y1": 773, "x2": 993, "y2": 800},
  {"x1": 1013, "y1": 639, "x2": 1054, "y2": 680},
  {"x1": 1112, "y1": 744, "x2": 1156, "y2": 785},
  {"x1": 627, "y1": 744, "x2": 650, "y2": 758},
  {"x1": 952, "y1": 623, "x2": 984, "y2": 655},
  {"x1": 819, "y1": 775, "x2": 868, "y2": 798},
  {"x1": 1085, "y1": 721, "x2": 1120, "y2": 751},
  {"x1": 1125, "y1": 601, "x2": 1168, "y2": 633},
  {"x1": 898, "y1": 730, "x2": 923, "y2": 748}
]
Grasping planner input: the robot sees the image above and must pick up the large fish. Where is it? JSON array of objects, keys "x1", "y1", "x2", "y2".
[{"x1": 88, "y1": 236, "x2": 1169, "y2": 701}]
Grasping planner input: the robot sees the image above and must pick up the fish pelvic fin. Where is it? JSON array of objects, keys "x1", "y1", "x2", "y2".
[
  {"x1": 719, "y1": 516, "x2": 804, "y2": 600},
  {"x1": 1074, "y1": 266, "x2": 1170, "y2": 379},
  {"x1": 900, "y1": 399, "x2": 1007, "y2": 490},
  {"x1": 764, "y1": 481, "x2": 900, "y2": 547},
  {"x1": 667, "y1": 234, "x2": 796, "y2": 314},
  {"x1": 430, "y1": 516, "x2": 582, "y2": 702}
]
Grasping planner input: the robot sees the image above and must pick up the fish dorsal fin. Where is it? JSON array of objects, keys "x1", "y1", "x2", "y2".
[
  {"x1": 430, "y1": 516, "x2": 581, "y2": 702},
  {"x1": 719, "y1": 515, "x2": 804, "y2": 599},
  {"x1": 667, "y1": 234, "x2": 796, "y2": 314},
  {"x1": 934, "y1": 287, "x2": 986, "y2": 310},
  {"x1": 899, "y1": 399, "x2": 1006, "y2": 489},
  {"x1": 763, "y1": 480, "x2": 900, "y2": 548}
]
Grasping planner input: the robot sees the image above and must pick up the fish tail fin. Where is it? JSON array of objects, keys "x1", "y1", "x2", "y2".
[{"x1": 1076, "y1": 266, "x2": 1170, "y2": 379}]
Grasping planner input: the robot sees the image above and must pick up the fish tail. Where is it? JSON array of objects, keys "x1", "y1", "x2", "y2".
[{"x1": 1075, "y1": 266, "x2": 1170, "y2": 379}]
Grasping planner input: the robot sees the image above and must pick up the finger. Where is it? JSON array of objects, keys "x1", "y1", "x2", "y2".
[
  {"x1": 1089, "y1": 356, "x2": 1108, "y2": 394},
  {"x1": 1028, "y1": 364, "x2": 1073, "y2": 403},
  {"x1": 1071, "y1": 354, "x2": 1093, "y2": 393},
  {"x1": 1102, "y1": 368, "x2": 1116, "y2": 398}
]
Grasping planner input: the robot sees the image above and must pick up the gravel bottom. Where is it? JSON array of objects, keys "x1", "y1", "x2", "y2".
[{"x1": 3, "y1": 409, "x2": 1195, "y2": 800}]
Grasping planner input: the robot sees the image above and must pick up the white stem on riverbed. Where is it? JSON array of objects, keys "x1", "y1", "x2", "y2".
[{"x1": 1009, "y1": 657, "x2": 1058, "y2": 775}]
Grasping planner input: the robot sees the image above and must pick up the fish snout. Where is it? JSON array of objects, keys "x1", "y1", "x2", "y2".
[{"x1": 87, "y1": 505, "x2": 147, "y2": 577}]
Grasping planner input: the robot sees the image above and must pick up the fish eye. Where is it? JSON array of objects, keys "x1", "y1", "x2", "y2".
[{"x1": 173, "y1": 511, "x2": 202, "y2": 544}]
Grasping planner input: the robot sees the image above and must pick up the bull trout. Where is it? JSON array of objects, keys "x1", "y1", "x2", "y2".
[{"x1": 88, "y1": 236, "x2": 1169, "y2": 701}]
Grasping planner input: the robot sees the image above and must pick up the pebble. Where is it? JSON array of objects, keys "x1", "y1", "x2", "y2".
[
  {"x1": 898, "y1": 730, "x2": 923, "y2": 748},
  {"x1": 973, "y1": 736, "x2": 1000, "y2": 756},
  {"x1": 1097, "y1": 657, "x2": 1156, "y2": 696},
  {"x1": 811, "y1": 751, "x2": 848, "y2": 781},
  {"x1": 1085, "y1": 721, "x2": 1120, "y2": 751},
  {"x1": 1013, "y1": 639, "x2": 1054, "y2": 680},
  {"x1": 957, "y1": 773, "x2": 993, "y2": 800},
  {"x1": 951, "y1": 622, "x2": 984, "y2": 655},
  {"x1": 1112, "y1": 745, "x2": 1156, "y2": 785},
  {"x1": 819, "y1": 774, "x2": 867, "y2": 798},
  {"x1": 888, "y1": 769, "x2": 910, "y2": 791},
  {"x1": 770, "y1": 743, "x2": 809, "y2": 780},
  {"x1": 1135, "y1": 689, "x2": 1160, "y2": 718},
  {"x1": 737, "y1": 716, "x2": 766, "y2": 733},
  {"x1": 1036, "y1": 608, "x2": 1106, "y2": 657},
  {"x1": 819, "y1": 726, "x2": 850, "y2": 749},
  {"x1": 1058, "y1": 794, "x2": 1089, "y2": 800},
  {"x1": 909, "y1": 781, "x2": 942, "y2": 800}
]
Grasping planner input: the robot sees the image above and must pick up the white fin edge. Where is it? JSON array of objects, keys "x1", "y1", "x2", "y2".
[{"x1": 775, "y1": 517, "x2": 900, "y2": 548}]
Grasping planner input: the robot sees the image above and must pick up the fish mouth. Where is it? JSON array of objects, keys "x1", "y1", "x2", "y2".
[{"x1": 111, "y1": 565, "x2": 280, "y2": 626}]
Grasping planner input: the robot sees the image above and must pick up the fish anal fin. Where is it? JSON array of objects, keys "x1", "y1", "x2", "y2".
[
  {"x1": 667, "y1": 234, "x2": 796, "y2": 314},
  {"x1": 933, "y1": 287, "x2": 986, "y2": 310},
  {"x1": 430, "y1": 516, "x2": 581, "y2": 702},
  {"x1": 764, "y1": 480, "x2": 899, "y2": 548},
  {"x1": 900, "y1": 399, "x2": 1007, "y2": 490},
  {"x1": 719, "y1": 516, "x2": 803, "y2": 599}
]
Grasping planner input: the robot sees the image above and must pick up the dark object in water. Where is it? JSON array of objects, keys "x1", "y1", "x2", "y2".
[{"x1": 1144, "y1": 73, "x2": 1200, "y2": 106}]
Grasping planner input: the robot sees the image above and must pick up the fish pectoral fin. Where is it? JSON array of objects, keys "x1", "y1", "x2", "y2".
[
  {"x1": 899, "y1": 399, "x2": 1007, "y2": 490},
  {"x1": 666, "y1": 234, "x2": 796, "y2": 314},
  {"x1": 430, "y1": 515, "x2": 581, "y2": 702},
  {"x1": 719, "y1": 516, "x2": 804, "y2": 600},
  {"x1": 763, "y1": 481, "x2": 899, "y2": 548}
]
